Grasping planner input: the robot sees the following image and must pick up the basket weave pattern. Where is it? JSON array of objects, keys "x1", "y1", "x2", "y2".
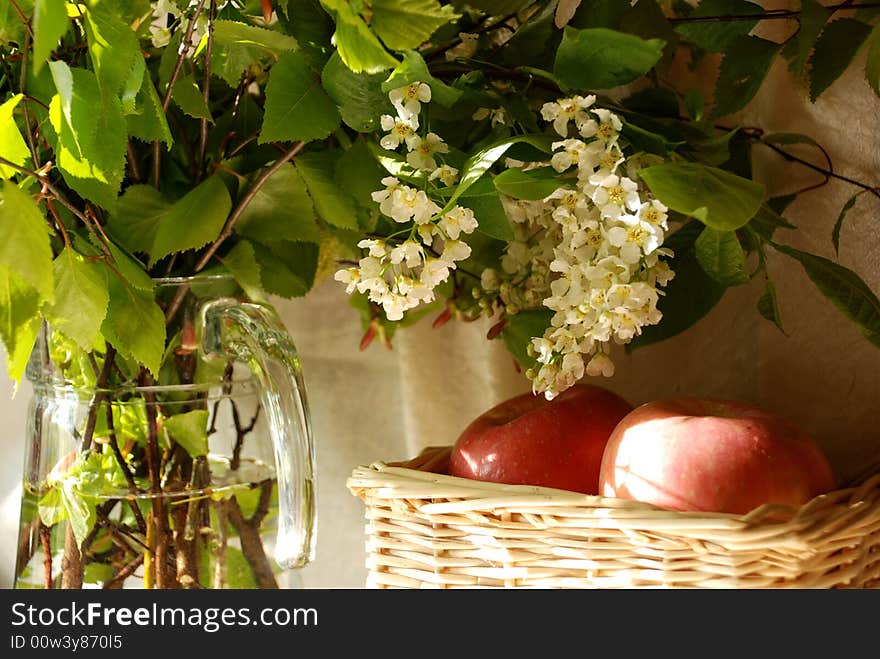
[{"x1": 347, "y1": 461, "x2": 880, "y2": 589}]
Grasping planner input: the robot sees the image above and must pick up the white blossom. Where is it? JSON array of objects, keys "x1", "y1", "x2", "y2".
[
  {"x1": 389, "y1": 81, "x2": 432, "y2": 119},
  {"x1": 585, "y1": 351, "x2": 615, "y2": 377},
  {"x1": 473, "y1": 107, "x2": 509, "y2": 126},
  {"x1": 578, "y1": 108, "x2": 623, "y2": 146},
  {"x1": 590, "y1": 174, "x2": 641, "y2": 219},
  {"x1": 406, "y1": 132, "x2": 449, "y2": 171},
  {"x1": 438, "y1": 206, "x2": 478, "y2": 240},
  {"x1": 379, "y1": 113, "x2": 419, "y2": 150},
  {"x1": 429, "y1": 164, "x2": 459, "y2": 187},
  {"x1": 540, "y1": 95, "x2": 596, "y2": 137}
]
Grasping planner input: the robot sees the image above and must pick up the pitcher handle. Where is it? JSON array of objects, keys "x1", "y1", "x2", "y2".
[{"x1": 198, "y1": 298, "x2": 316, "y2": 569}]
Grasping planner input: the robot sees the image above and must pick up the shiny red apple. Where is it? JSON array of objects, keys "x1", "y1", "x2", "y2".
[
  {"x1": 598, "y1": 398, "x2": 836, "y2": 515},
  {"x1": 449, "y1": 384, "x2": 634, "y2": 494}
]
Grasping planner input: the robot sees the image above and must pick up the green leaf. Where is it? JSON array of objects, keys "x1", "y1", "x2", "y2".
[
  {"x1": 83, "y1": 561, "x2": 115, "y2": 585},
  {"x1": 321, "y1": 51, "x2": 390, "y2": 133},
  {"x1": 500, "y1": 309, "x2": 552, "y2": 371},
  {"x1": 866, "y1": 25, "x2": 880, "y2": 96},
  {"x1": 126, "y1": 69, "x2": 173, "y2": 147},
  {"x1": 32, "y1": 0, "x2": 68, "y2": 73},
  {"x1": 773, "y1": 243, "x2": 880, "y2": 348},
  {"x1": 674, "y1": 0, "x2": 760, "y2": 52},
  {"x1": 102, "y1": 276, "x2": 166, "y2": 375},
  {"x1": 0, "y1": 266, "x2": 42, "y2": 382},
  {"x1": 748, "y1": 203, "x2": 796, "y2": 241},
  {"x1": 554, "y1": 26, "x2": 665, "y2": 90},
  {"x1": 808, "y1": 18, "x2": 873, "y2": 102},
  {"x1": 570, "y1": 0, "x2": 629, "y2": 29},
  {"x1": 370, "y1": 0, "x2": 455, "y2": 51},
  {"x1": 0, "y1": 179, "x2": 53, "y2": 300},
  {"x1": 639, "y1": 162, "x2": 765, "y2": 231},
  {"x1": 151, "y1": 176, "x2": 231, "y2": 265},
  {"x1": 253, "y1": 240, "x2": 318, "y2": 298},
  {"x1": 757, "y1": 277, "x2": 785, "y2": 335},
  {"x1": 0, "y1": 95, "x2": 30, "y2": 179},
  {"x1": 627, "y1": 222, "x2": 727, "y2": 351},
  {"x1": 107, "y1": 177, "x2": 231, "y2": 266},
  {"x1": 621, "y1": 121, "x2": 677, "y2": 156},
  {"x1": 767, "y1": 194, "x2": 797, "y2": 216},
  {"x1": 44, "y1": 247, "x2": 110, "y2": 352},
  {"x1": 106, "y1": 184, "x2": 170, "y2": 256},
  {"x1": 162, "y1": 410, "x2": 209, "y2": 457},
  {"x1": 48, "y1": 62, "x2": 127, "y2": 209},
  {"x1": 219, "y1": 239, "x2": 265, "y2": 302},
  {"x1": 280, "y1": 0, "x2": 334, "y2": 69},
  {"x1": 260, "y1": 50, "x2": 341, "y2": 144},
  {"x1": 334, "y1": 137, "x2": 386, "y2": 211},
  {"x1": 295, "y1": 150, "x2": 358, "y2": 230},
  {"x1": 436, "y1": 177, "x2": 514, "y2": 241},
  {"x1": 235, "y1": 165, "x2": 318, "y2": 243},
  {"x1": 694, "y1": 227, "x2": 749, "y2": 287},
  {"x1": 440, "y1": 135, "x2": 552, "y2": 214},
  {"x1": 712, "y1": 36, "x2": 779, "y2": 118},
  {"x1": 682, "y1": 128, "x2": 738, "y2": 166},
  {"x1": 203, "y1": 545, "x2": 259, "y2": 589},
  {"x1": 106, "y1": 242, "x2": 154, "y2": 293},
  {"x1": 781, "y1": 0, "x2": 832, "y2": 78},
  {"x1": 762, "y1": 132, "x2": 828, "y2": 160},
  {"x1": 319, "y1": 0, "x2": 398, "y2": 73},
  {"x1": 38, "y1": 487, "x2": 66, "y2": 527},
  {"x1": 493, "y1": 167, "x2": 563, "y2": 201},
  {"x1": 171, "y1": 74, "x2": 213, "y2": 122},
  {"x1": 501, "y1": 0, "x2": 560, "y2": 68},
  {"x1": 455, "y1": 0, "x2": 532, "y2": 12},
  {"x1": 381, "y1": 50, "x2": 463, "y2": 108},
  {"x1": 1, "y1": 0, "x2": 33, "y2": 47},
  {"x1": 83, "y1": 7, "x2": 145, "y2": 114},
  {"x1": 60, "y1": 483, "x2": 96, "y2": 548},
  {"x1": 201, "y1": 19, "x2": 299, "y2": 86},
  {"x1": 831, "y1": 191, "x2": 866, "y2": 255}
]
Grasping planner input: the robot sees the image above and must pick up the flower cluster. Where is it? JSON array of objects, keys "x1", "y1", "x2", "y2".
[
  {"x1": 523, "y1": 97, "x2": 674, "y2": 398},
  {"x1": 149, "y1": 0, "x2": 231, "y2": 49},
  {"x1": 334, "y1": 82, "x2": 477, "y2": 321}
]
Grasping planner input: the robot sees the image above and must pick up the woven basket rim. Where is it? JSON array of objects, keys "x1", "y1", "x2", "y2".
[{"x1": 347, "y1": 458, "x2": 880, "y2": 527}]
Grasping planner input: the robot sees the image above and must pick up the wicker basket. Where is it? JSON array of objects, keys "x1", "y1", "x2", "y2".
[{"x1": 346, "y1": 449, "x2": 880, "y2": 589}]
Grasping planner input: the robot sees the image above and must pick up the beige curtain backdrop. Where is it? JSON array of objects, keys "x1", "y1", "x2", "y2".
[{"x1": 1, "y1": 20, "x2": 878, "y2": 588}]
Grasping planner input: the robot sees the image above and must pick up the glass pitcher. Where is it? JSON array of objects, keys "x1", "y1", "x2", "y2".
[{"x1": 14, "y1": 275, "x2": 316, "y2": 589}]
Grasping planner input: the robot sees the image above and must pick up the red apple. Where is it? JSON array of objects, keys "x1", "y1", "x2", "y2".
[
  {"x1": 598, "y1": 398, "x2": 836, "y2": 515},
  {"x1": 449, "y1": 384, "x2": 634, "y2": 494}
]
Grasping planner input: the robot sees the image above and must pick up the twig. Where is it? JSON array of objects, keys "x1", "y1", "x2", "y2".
[
  {"x1": 60, "y1": 526, "x2": 83, "y2": 589},
  {"x1": 126, "y1": 142, "x2": 143, "y2": 183},
  {"x1": 140, "y1": 370, "x2": 172, "y2": 589},
  {"x1": 40, "y1": 523, "x2": 52, "y2": 589},
  {"x1": 152, "y1": 0, "x2": 209, "y2": 187},
  {"x1": 198, "y1": 0, "x2": 216, "y2": 178},
  {"x1": 759, "y1": 140, "x2": 880, "y2": 200},
  {"x1": 196, "y1": 140, "x2": 306, "y2": 270},
  {"x1": 0, "y1": 156, "x2": 91, "y2": 223},
  {"x1": 105, "y1": 405, "x2": 148, "y2": 534},
  {"x1": 7, "y1": 0, "x2": 34, "y2": 39},
  {"x1": 163, "y1": 140, "x2": 306, "y2": 324},
  {"x1": 230, "y1": 402, "x2": 261, "y2": 471},
  {"x1": 79, "y1": 345, "x2": 118, "y2": 453},
  {"x1": 103, "y1": 554, "x2": 144, "y2": 589},
  {"x1": 44, "y1": 196, "x2": 70, "y2": 248},
  {"x1": 667, "y1": 2, "x2": 880, "y2": 23},
  {"x1": 212, "y1": 499, "x2": 228, "y2": 589},
  {"x1": 226, "y1": 480, "x2": 279, "y2": 589},
  {"x1": 18, "y1": 33, "x2": 40, "y2": 168},
  {"x1": 424, "y1": 11, "x2": 519, "y2": 60}
]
